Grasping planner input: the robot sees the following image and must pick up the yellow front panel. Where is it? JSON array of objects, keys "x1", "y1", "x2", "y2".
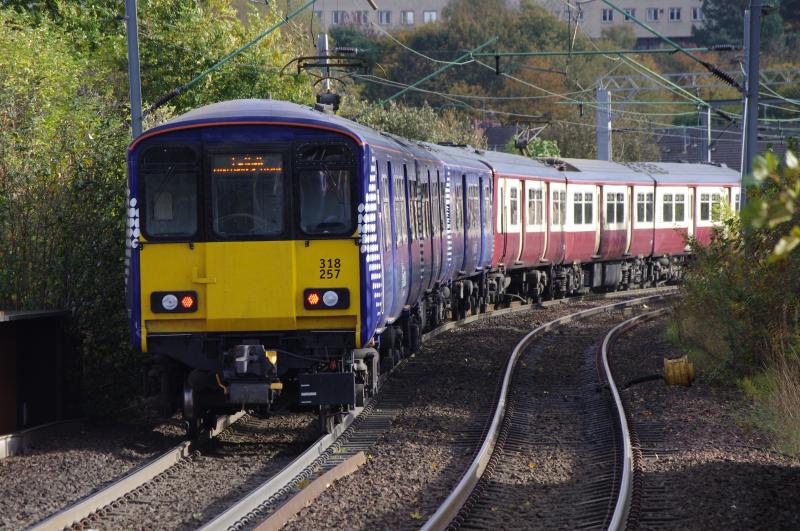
[{"x1": 139, "y1": 239, "x2": 360, "y2": 350}]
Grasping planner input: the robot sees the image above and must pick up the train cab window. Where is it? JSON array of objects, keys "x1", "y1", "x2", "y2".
[
  {"x1": 606, "y1": 192, "x2": 625, "y2": 224},
  {"x1": 700, "y1": 193, "x2": 722, "y2": 221},
  {"x1": 140, "y1": 145, "x2": 199, "y2": 238},
  {"x1": 509, "y1": 187, "x2": 519, "y2": 225},
  {"x1": 636, "y1": 192, "x2": 653, "y2": 223},
  {"x1": 527, "y1": 188, "x2": 543, "y2": 226},
  {"x1": 574, "y1": 192, "x2": 593, "y2": 225},
  {"x1": 298, "y1": 168, "x2": 353, "y2": 235},
  {"x1": 211, "y1": 153, "x2": 285, "y2": 237}
]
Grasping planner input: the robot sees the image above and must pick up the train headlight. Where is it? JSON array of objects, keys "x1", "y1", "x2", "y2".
[
  {"x1": 303, "y1": 288, "x2": 349, "y2": 310},
  {"x1": 150, "y1": 291, "x2": 198, "y2": 313},
  {"x1": 161, "y1": 294, "x2": 178, "y2": 311},
  {"x1": 323, "y1": 290, "x2": 339, "y2": 307}
]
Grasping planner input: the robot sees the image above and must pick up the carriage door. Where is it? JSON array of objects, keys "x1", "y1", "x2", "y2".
[{"x1": 507, "y1": 180, "x2": 523, "y2": 263}]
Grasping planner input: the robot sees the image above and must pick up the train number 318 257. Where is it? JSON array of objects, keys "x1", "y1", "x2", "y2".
[{"x1": 319, "y1": 258, "x2": 341, "y2": 279}]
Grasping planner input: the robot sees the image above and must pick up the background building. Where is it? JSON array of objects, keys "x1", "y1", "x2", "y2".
[
  {"x1": 303, "y1": 0, "x2": 451, "y2": 31},
  {"x1": 534, "y1": 0, "x2": 705, "y2": 47}
]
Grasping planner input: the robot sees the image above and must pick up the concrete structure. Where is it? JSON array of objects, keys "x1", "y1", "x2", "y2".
[
  {"x1": 535, "y1": 0, "x2": 705, "y2": 47},
  {"x1": 307, "y1": 0, "x2": 451, "y2": 31}
]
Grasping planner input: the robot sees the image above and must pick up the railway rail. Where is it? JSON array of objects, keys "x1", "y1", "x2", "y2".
[
  {"x1": 421, "y1": 295, "x2": 673, "y2": 531},
  {"x1": 24, "y1": 286, "x2": 674, "y2": 530},
  {"x1": 204, "y1": 288, "x2": 676, "y2": 531},
  {"x1": 28, "y1": 412, "x2": 246, "y2": 530}
]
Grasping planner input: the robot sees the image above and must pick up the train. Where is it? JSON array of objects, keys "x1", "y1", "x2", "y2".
[{"x1": 125, "y1": 99, "x2": 740, "y2": 435}]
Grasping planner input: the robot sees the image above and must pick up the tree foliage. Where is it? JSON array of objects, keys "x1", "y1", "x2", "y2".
[
  {"x1": 692, "y1": 0, "x2": 790, "y2": 53},
  {"x1": 0, "y1": 2, "x2": 314, "y2": 412}
]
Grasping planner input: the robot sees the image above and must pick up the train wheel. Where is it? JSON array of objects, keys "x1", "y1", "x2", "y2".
[
  {"x1": 183, "y1": 379, "x2": 200, "y2": 439},
  {"x1": 319, "y1": 406, "x2": 335, "y2": 434}
]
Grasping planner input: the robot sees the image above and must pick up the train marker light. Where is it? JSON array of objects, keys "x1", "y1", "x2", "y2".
[
  {"x1": 150, "y1": 291, "x2": 198, "y2": 313},
  {"x1": 303, "y1": 288, "x2": 349, "y2": 310},
  {"x1": 323, "y1": 290, "x2": 339, "y2": 307},
  {"x1": 181, "y1": 295, "x2": 195, "y2": 309},
  {"x1": 307, "y1": 291, "x2": 321, "y2": 306},
  {"x1": 161, "y1": 294, "x2": 178, "y2": 311},
  {"x1": 266, "y1": 350, "x2": 278, "y2": 365}
]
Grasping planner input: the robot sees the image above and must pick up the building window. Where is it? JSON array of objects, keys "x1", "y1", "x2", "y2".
[
  {"x1": 602, "y1": 8, "x2": 613, "y2": 22},
  {"x1": 353, "y1": 10, "x2": 369, "y2": 25},
  {"x1": 378, "y1": 10, "x2": 391, "y2": 25},
  {"x1": 606, "y1": 192, "x2": 625, "y2": 224},
  {"x1": 573, "y1": 192, "x2": 593, "y2": 225},
  {"x1": 527, "y1": 188, "x2": 543, "y2": 226},
  {"x1": 700, "y1": 193, "x2": 722, "y2": 222},
  {"x1": 313, "y1": 10, "x2": 323, "y2": 23},
  {"x1": 423, "y1": 10, "x2": 437, "y2": 23},
  {"x1": 332, "y1": 10, "x2": 346, "y2": 25},
  {"x1": 646, "y1": 8, "x2": 659, "y2": 22},
  {"x1": 669, "y1": 7, "x2": 681, "y2": 21},
  {"x1": 401, "y1": 10, "x2": 414, "y2": 25},
  {"x1": 636, "y1": 192, "x2": 653, "y2": 223},
  {"x1": 692, "y1": 7, "x2": 703, "y2": 21},
  {"x1": 624, "y1": 8, "x2": 635, "y2": 21}
]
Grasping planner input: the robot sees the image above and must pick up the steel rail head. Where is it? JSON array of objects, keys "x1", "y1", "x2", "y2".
[
  {"x1": 28, "y1": 411, "x2": 246, "y2": 531},
  {"x1": 421, "y1": 294, "x2": 676, "y2": 531},
  {"x1": 601, "y1": 307, "x2": 671, "y2": 531}
]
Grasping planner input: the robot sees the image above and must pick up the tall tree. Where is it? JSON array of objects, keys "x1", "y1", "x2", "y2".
[{"x1": 693, "y1": 0, "x2": 785, "y2": 53}]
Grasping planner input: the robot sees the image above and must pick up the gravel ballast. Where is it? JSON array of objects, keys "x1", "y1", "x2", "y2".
[
  {"x1": 610, "y1": 316, "x2": 800, "y2": 530},
  {"x1": 0, "y1": 418, "x2": 184, "y2": 529},
  {"x1": 283, "y1": 296, "x2": 659, "y2": 530}
]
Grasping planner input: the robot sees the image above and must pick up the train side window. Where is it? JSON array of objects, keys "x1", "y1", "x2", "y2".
[
  {"x1": 527, "y1": 188, "x2": 543, "y2": 226},
  {"x1": 700, "y1": 193, "x2": 709, "y2": 221},
  {"x1": 552, "y1": 190, "x2": 561, "y2": 225},
  {"x1": 382, "y1": 163, "x2": 391, "y2": 251},
  {"x1": 509, "y1": 187, "x2": 519, "y2": 226},
  {"x1": 584, "y1": 192, "x2": 593, "y2": 224},
  {"x1": 734, "y1": 192, "x2": 740, "y2": 212},
  {"x1": 663, "y1": 194, "x2": 674, "y2": 222},
  {"x1": 574, "y1": 193, "x2": 583, "y2": 224},
  {"x1": 394, "y1": 174, "x2": 406, "y2": 246},
  {"x1": 431, "y1": 179, "x2": 439, "y2": 236},
  {"x1": 637, "y1": 192, "x2": 653, "y2": 223},
  {"x1": 606, "y1": 192, "x2": 624, "y2": 224},
  {"x1": 711, "y1": 193, "x2": 722, "y2": 221},
  {"x1": 675, "y1": 194, "x2": 685, "y2": 221}
]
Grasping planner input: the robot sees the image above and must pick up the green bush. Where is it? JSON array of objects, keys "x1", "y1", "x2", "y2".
[
  {"x1": 672, "y1": 150, "x2": 800, "y2": 453},
  {"x1": 0, "y1": 3, "x2": 313, "y2": 415}
]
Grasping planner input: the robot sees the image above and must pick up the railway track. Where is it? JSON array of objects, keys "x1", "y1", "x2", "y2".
[
  {"x1": 421, "y1": 296, "x2": 673, "y2": 531},
  {"x1": 27, "y1": 412, "x2": 247, "y2": 530},
  {"x1": 25, "y1": 287, "x2": 674, "y2": 530},
  {"x1": 202, "y1": 289, "x2": 676, "y2": 531}
]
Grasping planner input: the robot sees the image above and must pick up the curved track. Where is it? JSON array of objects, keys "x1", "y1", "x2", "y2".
[
  {"x1": 421, "y1": 295, "x2": 674, "y2": 531},
  {"x1": 206, "y1": 289, "x2": 676, "y2": 531}
]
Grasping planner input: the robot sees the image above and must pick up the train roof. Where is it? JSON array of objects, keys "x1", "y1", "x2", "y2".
[
  {"x1": 630, "y1": 162, "x2": 741, "y2": 186},
  {"x1": 129, "y1": 99, "x2": 407, "y2": 153},
  {"x1": 477, "y1": 149, "x2": 565, "y2": 181},
  {"x1": 552, "y1": 158, "x2": 654, "y2": 185},
  {"x1": 420, "y1": 142, "x2": 495, "y2": 174}
]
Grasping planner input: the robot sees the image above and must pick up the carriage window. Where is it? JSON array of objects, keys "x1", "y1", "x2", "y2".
[
  {"x1": 509, "y1": 187, "x2": 519, "y2": 226},
  {"x1": 574, "y1": 192, "x2": 593, "y2": 225},
  {"x1": 394, "y1": 175, "x2": 407, "y2": 246},
  {"x1": 381, "y1": 165, "x2": 391, "y2": 250},
  {"x1": 552, "y1": 190, "x2": 566, "y2": 225},
  {"x1": 675, "y1": 194, "x2": 685, "y2": 222},
  {"x1": 211, "y1": 153, "x2": 284, "y2": 237},
  {"x1": 141, "y1": 145, "x2": 199, "y2": 238},
  {"x1": 663, "y1": 194, "x2": 674, "y2": 222},
  {"x1": 636, "y1": 192, "x2": 653, "y2": 223},
  {"x1": 734, "y1": 192, "x2": 740, "y2": 212},
  {"x1": 606, "y1": 192, "x2": 625, "y2": 224},
  {"x1": 527, "y1": 188, "x2": 543, "y2": 226},
  {"x1": 699, "y1": 193, "x2": 722, "y2": 221}
]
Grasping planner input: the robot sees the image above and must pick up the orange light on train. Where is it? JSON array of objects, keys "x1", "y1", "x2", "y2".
[
  {"x1": 307, "y1": 291, "x2": 321, "y2": 306},
  {"x1": 181, "y1": 295, "x2": 195, "y2": 309}
]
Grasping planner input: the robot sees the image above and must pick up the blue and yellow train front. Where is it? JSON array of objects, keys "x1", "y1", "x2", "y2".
[{"x1": 126, "y1": 115, "x2": 381, "y2": 434}]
